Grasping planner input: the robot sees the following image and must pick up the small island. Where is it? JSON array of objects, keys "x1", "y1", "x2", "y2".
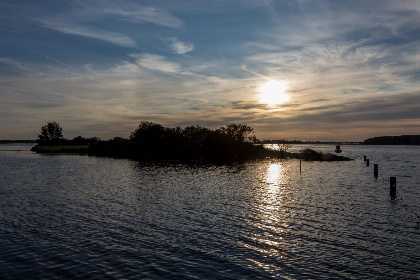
[
  {"x1": 30, "y1": 122, "x2": 98, "y2": 154},
  {"x1": 30, "y1": 121, "x2": 353, "y2": 163},
  {"x1": 362, "y1": 135, "x2": 420, "y2": 145}
]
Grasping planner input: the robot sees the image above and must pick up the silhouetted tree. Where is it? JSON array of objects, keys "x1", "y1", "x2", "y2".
[
  {"x1": 300, "y1": 148, "x2": 325, "y2": 161},
  {"x1": 217, "y1": 124, "x2": 257, "y2": 143},
  {"x1": 38, "y1": 122, "x2": 63, "y2": 143},
  {"x1": 129, "y1": 121, "x2": 165, "y2": 142},
  {"x1": 180, "y1": 125, "x2": 211, "y2": 160},
  {"x1": 72, "y1": 136, "x2": 101, "y2": 145},
  {"x1": 182, "y1": 125, "x2": 210, "y2": 146},
  {"x1": 88, "y1": 136, "x2": 101, "y2": 143}
]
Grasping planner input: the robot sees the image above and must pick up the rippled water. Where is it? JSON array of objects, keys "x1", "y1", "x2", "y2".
[{"x1": 1, "y1": 144, "x2": 419, "y2": 279}]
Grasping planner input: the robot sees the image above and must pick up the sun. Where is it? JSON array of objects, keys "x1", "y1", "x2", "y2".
[{"x1": 259, "y1": 80, "x2": 290, "y2": 106}]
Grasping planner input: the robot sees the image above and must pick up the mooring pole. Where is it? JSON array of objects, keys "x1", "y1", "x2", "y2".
[
  {"x1": 366, "y1": 159, "x2": 370, "y2": 167},
  {"x1": 374, "y1": 164, "x2": 378, "y2": 178},
  {"x1": 390, "y1": 177, "x2": 396, "y2": 198},
  {"x1": 364, "y1": 156, "x2": 366, "y2": 162},
  {"x1": 300, "y1": 157, "x2": 302, "y2": 174}
]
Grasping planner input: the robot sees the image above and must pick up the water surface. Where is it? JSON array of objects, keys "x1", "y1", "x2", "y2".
[{"x1": 1, "y1": 144, "x2": 419, "y2": 279}]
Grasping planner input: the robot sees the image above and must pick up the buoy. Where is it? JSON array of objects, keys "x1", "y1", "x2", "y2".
[{"x1": 335, "y1": 145, "x2": 342, "y2": 153}]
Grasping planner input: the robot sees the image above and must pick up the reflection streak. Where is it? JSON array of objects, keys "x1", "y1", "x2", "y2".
[{"x1": 244, "y1": 161, "x2": 294, "y2": 273}]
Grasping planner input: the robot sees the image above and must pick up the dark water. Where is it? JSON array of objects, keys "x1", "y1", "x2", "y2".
[{"x1": 1, "y1": 144, "x2": 419, "y2": 279}]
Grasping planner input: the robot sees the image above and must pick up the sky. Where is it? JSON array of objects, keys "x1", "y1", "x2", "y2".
[{"x1": 1, "y1": 0, "x2": 420, "y2": 141}]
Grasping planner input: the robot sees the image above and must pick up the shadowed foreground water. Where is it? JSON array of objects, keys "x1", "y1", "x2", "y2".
[{"x1": 1, "y1": 144, "x2": 419, "y2": 279}]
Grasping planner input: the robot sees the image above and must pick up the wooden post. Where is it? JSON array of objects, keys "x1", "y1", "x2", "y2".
[
  {"x1": 364, "y1": 156, "x2": 366, "y2": 162},
  {"x1": 374, "y1": 164, "x2": 378, "y2": 178},
  {"x1": 390, "y1": 177, "x2": 396, "y2": 198},
  {"x1": 366, "y1": 159, "x2": 369, "y2": 167},
  {"x1": 300, "y1": 157, "x2": 302, "y2": 174}
]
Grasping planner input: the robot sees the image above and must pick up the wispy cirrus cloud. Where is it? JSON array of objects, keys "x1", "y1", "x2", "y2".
[
  {"x1": 246, "y1": 37, "x2": 417, "y2": 102},
  {"x1": 167, "y1": 37, "x2": 194, "y2": 54},
  {"x1": 36, "y1": 1, "x2": 185, "y2": 47},
  {"x1": 114, "y1": 6, "x2": 185, "y2": 29},
  {"x1": 0, "y1": 56, "x2": 235, "y2": 138},
  {"x1": 134, "y1": 53, "x2": 181, "y2": 73},
  {"x1": 2, "y1": 0, "x2": 420, "y2": 141},
  {"x1": 0, "y1": 58, "x2": 35, "y2": 74},
  {"x1": 40, "y1": 19, "x2": 137, "y2": 47}
]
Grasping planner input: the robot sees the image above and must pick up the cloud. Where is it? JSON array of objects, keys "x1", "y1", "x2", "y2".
[
  {"x1": 2, "y1": 50, "x2": 419, "y2": 141},
  {"x1": 0, "y1": 58, "x2": 34, "y2": 74},
  {"x1": 41, "y1": 19, "x2": 136, "y2": 47},
  {"x1": 231, "y1": 101, "x2": 273, "y2": 111},
  {"x1": 134, "y1": 53, "x2": 181, "y2": 73},
  {"x1": 168, "y1": 37, "x2": 194, "y2": 54},
  {"x1": 246, "y1": 38, "x2": 416, "y2": 102},
  {"x1": 116, "y1": 6, "x2": 185, "y2": 29},
  {"x1": 36, "y1": 1, "x2": 185, "y2": 47},
  {"x1": 0, "y1": 54, "x2": 257, "y2": 138},
  {"x1": 2, "y1": 0, "x2": 420, "y2": 141}
]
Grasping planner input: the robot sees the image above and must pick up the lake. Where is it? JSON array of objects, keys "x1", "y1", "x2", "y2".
[{"x1": 1, "y1": 143, "x2": 419, "y2": 279}]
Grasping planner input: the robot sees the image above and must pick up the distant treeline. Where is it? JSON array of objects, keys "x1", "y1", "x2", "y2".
[
  {"x1": 88, "y1": 122, "x2": 288, "y2": 163},
  {"x1": 362, "y1": 135, "x2": 420, "y2": 145},
  {"x1": 0, "y1": 140, "x2": 37, "y2": 143},
  {"x1": 262, "y1": 139, "x2": 306, "y2": 144},
  {"x1": 36, "y1": 136, "x2": 100, "y2": 146},
  {"x1": 262, "y1": 140, "x2": 361, "y2": 145}
]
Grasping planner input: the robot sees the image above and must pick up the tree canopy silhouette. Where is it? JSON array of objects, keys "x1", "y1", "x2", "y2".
[
  {"x1": 38, "y1": 122, "x2": 63, "y2": 143},
  {"x1": 217, "y1": 124, "x2": 257, "y2": 143},
  {"x1": 88, "y1": 122, "x2": 277, "y2": 163}
]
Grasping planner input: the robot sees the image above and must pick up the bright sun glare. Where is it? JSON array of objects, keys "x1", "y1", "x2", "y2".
[{"x1": 259, "y1": 80, "x2": 290, "y2": 106}]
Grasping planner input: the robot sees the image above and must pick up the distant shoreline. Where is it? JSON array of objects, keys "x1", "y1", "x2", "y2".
[
  {"x1": 2, "y1": 134, "x2": 419, "y2": 146},
  {"x1": 0, "y1": 140, "x2": 37, "y2": 144},
  {"x1": 261, "y1": 140, "x2": 362, "y2": 145}
]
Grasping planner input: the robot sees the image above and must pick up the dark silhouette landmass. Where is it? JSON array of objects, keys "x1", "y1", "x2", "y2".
[
  {"x1": 29, "y1": 122, "x2": 100, "y2": 154},
  {"x1": 87, "y1": 122, "x2": 352, "y2": 163},
  {"x1": 299, "y1": 148, "x2": 352, "y2": 161},
  {"x1": 31, "y1": 137, "x2": 100, "y2": 154},
  {"x1": 88, "y1": 122, "x2": 286, "y2": 163},
  {"x1": 31, "y1": 144, "x2": 89, "y2": 154},
  {"x1": 26, "y1": 121, "x2": 354, "y2": 162},
  {"x1": 362, "y1": 135, "x2": 420, "y2": 145}
]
